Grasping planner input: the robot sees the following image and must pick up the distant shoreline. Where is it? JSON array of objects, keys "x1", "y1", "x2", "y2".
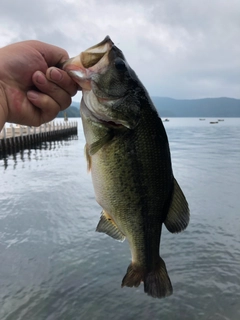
[{"x1": 59, "y1": 97, "x2": 240, "y2": 118}]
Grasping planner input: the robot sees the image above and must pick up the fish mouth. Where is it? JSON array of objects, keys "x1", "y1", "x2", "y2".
[
  {"x1": 61, "y1": 36, "x2": 114, "y2": 92},
  {"x1": 81, "y1": 36, "x2": 114, "y2": 68},
  {"x1": 62, "y1": 36, "x2": 130, "y2": 129}
]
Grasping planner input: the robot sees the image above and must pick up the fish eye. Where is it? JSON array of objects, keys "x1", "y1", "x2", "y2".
[{"x1": 114, "y1": 58, "x2": 126, "y2": 71}]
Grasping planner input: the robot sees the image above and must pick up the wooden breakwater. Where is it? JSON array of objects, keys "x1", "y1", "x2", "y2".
[{"x1": 0, "y1": 121, "x2": 78, "y2": 156}]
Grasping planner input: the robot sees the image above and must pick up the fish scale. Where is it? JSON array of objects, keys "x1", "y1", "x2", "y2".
[{"x1": 62, "y1": 36, "x2": 190, "y2": 298}]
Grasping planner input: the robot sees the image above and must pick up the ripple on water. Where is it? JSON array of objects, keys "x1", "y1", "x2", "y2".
[{"x1": 1, "y1": 119, "x2": 240, "y2": 320}]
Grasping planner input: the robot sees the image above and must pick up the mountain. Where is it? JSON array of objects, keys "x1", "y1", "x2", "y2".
[
  {"x1": 57, "y1": 105, "x2": 80, "y2": 118},
  {"x1": 151, "y1": 97, "x2": 240, "y2": 117},
  {"x1": 69, "y1": 101, "x2": 80, "y2": 109},
  {"x1": 57, "y1": 97, "x2": 240, "y2": 118}
]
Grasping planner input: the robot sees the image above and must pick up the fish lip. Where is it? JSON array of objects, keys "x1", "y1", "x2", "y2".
[
  {"x1": 62, "y1": 36, "x2": 114, "y2": 78},
  {"x1": 61, "y1": 36, "x2": 125, "y2": 93},
  {"x1": 63, "y1": 36, "x2": 130, "y2": 128},
  {"x1": 63, "y1": 59, "x2": 109, "y2": 92},
  {"x1": 62, "y1": 36, "x2": 127, "y2": 96}
]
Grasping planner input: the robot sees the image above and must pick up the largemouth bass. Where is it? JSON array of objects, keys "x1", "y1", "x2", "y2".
[{"x1": 62, "y1": 36, "x2": 189, "y2": 298}]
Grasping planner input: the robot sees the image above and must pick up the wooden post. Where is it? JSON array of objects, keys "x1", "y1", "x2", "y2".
[
  {"x1": 3, "y1": 126, "x2": 6, "y2": 141},
  {"x1": 27, "y1": 126, "x2": 30, "y2": 146},
  {"x1": 12, "y1": 126, "x2": 15, "y2": 138},
  {"x1": 0, "y1": 119, "x2": 78, "y2": 156}
]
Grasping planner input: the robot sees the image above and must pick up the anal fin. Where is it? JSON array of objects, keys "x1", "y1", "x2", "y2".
[
  {"x1": 96, "y1": 210, "x2": 125, "y2": 242},
  {"x1": 164, "y1": 178, "x2": 190, "y2": 233}
]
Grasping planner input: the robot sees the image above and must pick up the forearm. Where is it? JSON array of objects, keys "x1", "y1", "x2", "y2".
[
  {"x1": 0, "y1": 83, "x2": 7, "y2": 131},
  {"x1": 0, "y1": 47, "x2": 8, "y2": 130},
  {"x1": 0, "y1": 107, "x2": 6, "y2": 132}
]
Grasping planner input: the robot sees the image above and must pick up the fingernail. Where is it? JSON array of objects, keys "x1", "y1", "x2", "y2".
[
  {"x1": 27, "y1": 91, "x2": 39, "y2": 100},
  {"x1": 50, "y1": 68, "x2": 63, "y2": 81},
  {"x1": 36, "y1": 72, "x2": 47, "y2": 85}
]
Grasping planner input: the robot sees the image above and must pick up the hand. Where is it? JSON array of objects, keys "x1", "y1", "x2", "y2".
[{"x1": 0, "y1": 40, "x2": 78, "y2": 129}]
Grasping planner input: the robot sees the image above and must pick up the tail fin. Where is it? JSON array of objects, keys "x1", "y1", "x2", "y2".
[
  {"x1": 121, "y1": 257, "x2": 173, "y2": 298},
  {"x1": 144, "y1": 257, "x2": 173, "y2": 298}
]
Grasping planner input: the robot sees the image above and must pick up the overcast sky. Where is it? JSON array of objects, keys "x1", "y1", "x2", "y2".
[{"x1": 0, "y1": 0, "x2": 239, "y2": 100}]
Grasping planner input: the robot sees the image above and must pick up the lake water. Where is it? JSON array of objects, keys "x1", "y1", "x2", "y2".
[{"x1": 0, "y1": 118, "x2": 240, "y2": 320}]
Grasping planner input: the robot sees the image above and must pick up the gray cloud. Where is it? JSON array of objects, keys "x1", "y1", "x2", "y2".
[{"x1": 0, "y1": 0, "x2": 239, "y2": 99}]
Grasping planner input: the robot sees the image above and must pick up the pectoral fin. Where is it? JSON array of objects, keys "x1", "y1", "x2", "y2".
[
  {"x1": 89, "y1": 132, "x2": 114, "y2": 156},
  {"x1": 84, "y1": 144, "x2": 91, "y2": 172},
  {"x1": 164, "y1": 178, "x2": 190, "y2": 233},
  {"x1": 96, "y1": 210, "x2": 125, "y2": 242}
]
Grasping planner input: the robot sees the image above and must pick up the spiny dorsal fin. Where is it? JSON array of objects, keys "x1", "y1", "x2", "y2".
[
  {"x1": 96, "y1": 210, "x2": 125, "y2": 242},
  {"x1": 89, "y1": 132, "x2": 114, "y2": 156},
  {"x1": 164, "y1": 178, "x2": 190, "y2": 233}
]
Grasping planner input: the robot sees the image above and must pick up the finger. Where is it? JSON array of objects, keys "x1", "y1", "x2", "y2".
[
  {"x1": 27, "y1": 90, "x2": 63, "y2": 124},
  {"x1": 31, "y1": 71, "x2": 72, "y2": 111},
  {"x1": 9, "y1": 96, "x2": 42, "y2": 127},
  {"x1": 23, "y1": 40, "x2": 69, "y2": 66},
  {"x1": 46, "y1": 67, "x2": 78, "y2": 96}
]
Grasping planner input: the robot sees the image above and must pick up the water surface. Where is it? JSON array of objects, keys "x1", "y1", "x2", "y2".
[{"x1": 0, "y1": 118, "x2": 240, "y2": 320}]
